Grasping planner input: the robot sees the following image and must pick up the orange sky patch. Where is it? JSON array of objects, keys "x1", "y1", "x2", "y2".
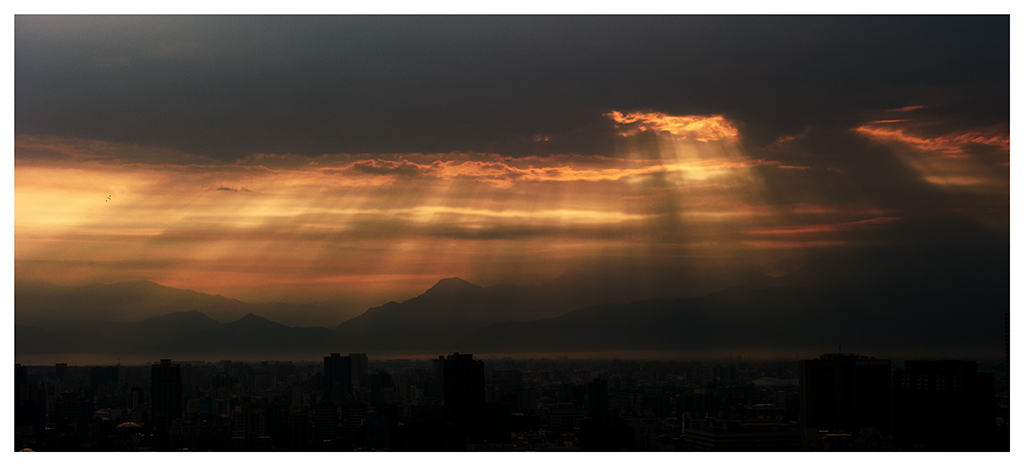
[
  {"x1": 854, "y1": 123, "x2": 1009, "y2": 155},
  {"x1": 14, "y1": 114, "x2": 909, "y2": 304},
  {"x1": 744, "y1": 217, "x2": 900, "y2": 236},
  {"x1": 605, "y1": 111, "x2": 740, "y2": 142},
  {"x1": 743, "y1": 240, "x2": 851, "y2": 249},
  {"x1": 853, "y1": 119, "x2": 1009, "y2": 195}
]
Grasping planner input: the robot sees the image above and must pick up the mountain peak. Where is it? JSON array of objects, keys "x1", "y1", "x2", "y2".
[
  {"x1": 234, "y1": 313, "x2": 274, "y2": 325},
  {"x1": 403, "y1": 277, "x2": 482, "y2": 303},
  {"x1": 427, "y1": 277, "x2": 479, "y2": 292}
]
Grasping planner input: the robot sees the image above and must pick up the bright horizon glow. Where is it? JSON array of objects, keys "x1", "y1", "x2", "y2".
[{"x1": 14, "y1": 108, "x2": 1005, "y2": 310}]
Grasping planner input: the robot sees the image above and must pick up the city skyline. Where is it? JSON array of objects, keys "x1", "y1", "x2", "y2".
[{"x1": 13, "y1": 351, "x2": 1011, "y2": 452}]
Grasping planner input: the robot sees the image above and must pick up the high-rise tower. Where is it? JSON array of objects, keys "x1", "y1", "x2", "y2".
[
  {"x1": 350, "y1": 353, "x2": 369, "y2": 388},
  {"x1": 799, "y1": 353, "x2": 892, "y2": 446},
  {"x1": 443, "y1": 353, "x2": 485, "y2": 440},
  {"x1": 323, "y1": 353, "x2": 352, "y2": 400},
  {"x1": 151, "y1": 359, "x2": 181, "y2": 450},
  {"x1": 893, "y1": 360, "x2": 996, "y2": 450}
]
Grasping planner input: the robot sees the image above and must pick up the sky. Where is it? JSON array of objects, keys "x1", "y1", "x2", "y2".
[{"x1": 13, "y1": 15, "x2": 1010, "y2": 306}]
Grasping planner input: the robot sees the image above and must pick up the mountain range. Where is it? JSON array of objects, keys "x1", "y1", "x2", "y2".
[
  {"x1": 14, "y1": 241, "x2": 1009, "y2": 361},
  {"x1": 14, "y1": 279, "x2": 353, "y2": 329}
]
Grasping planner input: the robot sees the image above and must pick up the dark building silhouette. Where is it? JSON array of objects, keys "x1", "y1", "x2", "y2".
[
  {"x1": 682, "y1": 388, "x2": 718, "y2": 419},
  {"x1": 586, "y1": 378, "x2": 608, "y2": 418},
  {"x1": 799, "y1": 354, "x2": 892, "y2": 448},
  {"x1": 265, "y1": 398, "x2": 291, "y2": 451},
  {"x1": 11, "y1": 352, "x2": 1006, "y2": 452},
  {"x1": 350, "y1": 353, "x2": 369, "y2": 388},
  {"x1": 54, "y1": 362, "x2": 67, "y2": 381},
  {"x1": 369, "y1": 370, "x2": 394, "y2": 403},
  {"x1": 482, "y1": 402, "x2": 512, "y2": 444},
  {"x1": 368, "y1": 403, "x2": 399, "y2": 450},
  {"x1": 443, "y1": 353, "x2": 485, "y2": 444},
  {"x1": 15, "y1": 363, "x2": 27, "y2": 388},
  {"x1": 151, "y1": 359, "x2": 182, "y2": 451},
  {"x1": 684, "y1": 420, "x2": 801, "y2": 451},
  {"x1": 289, "y1": 407, "x2": 311, "y2": 451},
  {"x1": 90, "y1": 365, "x2": 119, "y2": 398},
  {"x1": 55, "y1": 391, "x2": 92, "y2": 434},
  {"x1": 14, "y1": 364, "x2": 45, "y2": 437},
  {"x1": 490, "y1": 369, "x2": 530, "y2": 413},
  {"x1": 213, "y1": 371, "x2": 232, "y2": 390},
  {"x1": 230, "y1": 405, "x2": 249, "y2": 447},
  {"x1": 323, "y1": 353, "x2": 352, "y2": 401},
  {"x1": 430, "y1": 356, "x2": 445, "y2": 398},
  {"x1": 313, "y1": 399, "x2": 339, "y2": 442},
  {"x1": 580, "y1": 414, "x2": 631, "y2": 451},
  {"x1": 399, "y1": 405, "x2": 461, "y2": 451},
  {"x1": 341, "y1": 400, "x2": 368, "y2": 448},
  {"x1": 892, "y1": 360, "x2": 998, "y2": 451},
  {"x1": 127, "y1": 386, "x2": 144, "y2": 410}
]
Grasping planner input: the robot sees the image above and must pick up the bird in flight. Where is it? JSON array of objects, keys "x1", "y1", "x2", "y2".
[{"x1": 105, "y1": 194, "x2": 111, "y2": 202}]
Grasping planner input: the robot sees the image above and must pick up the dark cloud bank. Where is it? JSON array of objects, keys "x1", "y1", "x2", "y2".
[{"x1": 16, "y1": 16, "x2": 1008, "y2": 160}]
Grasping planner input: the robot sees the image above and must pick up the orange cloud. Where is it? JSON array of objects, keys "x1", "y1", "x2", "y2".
[
  {"x1": 605, "y1": 111, "x2": 739, "y2": 142},
  {"x1": 743, "y1": 240, "x2": 851, "y2": 249},
  {"x1": 318, "y1": 155, "x2": 777, "y2": 189},
  {"x1": 763, "y1": 131, "x2": 807, "y2": 151},
  {"x1": 854, "y1": 124, "x2": 1009, "y2": 155},
  {"x1": 853, "y1": 118, "x2": 1009, "y2": 195},
  {"x1": 922, "y1": 176, "x2": 989, "y2": 186},
  {"x1": 744, "y1": 216, "x2": 900, "y2": 236}
]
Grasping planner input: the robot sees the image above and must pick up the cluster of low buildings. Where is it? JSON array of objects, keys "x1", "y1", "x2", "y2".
[{"x1": 14, "y1": 352, "x2": 1009, "y2": 451}]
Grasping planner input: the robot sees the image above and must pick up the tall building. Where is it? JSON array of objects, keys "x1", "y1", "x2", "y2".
[
  {"x1": 443, "y1": 353, "x2": 485, "y2": 441},
  {"x1": 323, "y1": 353, "x2": 352, "y2": 400},
  {"x1": 289, "y1": 407, "x2": 310, "y2": 451},
  {"x1": 341, "y1": 401, "x2": 368, "y2": 448},
  {"x1": 15, "y1": 364, "x2": 27, "y2": 408},
  {"x1": 55, "y1": 391, "x2": 92, "y2": 434},
  {"x1": 892, "y1": 360, "x2": 997, "y2": 450},
  {"x1": 350, "y1": 353, "x2": 368, "y2": 388},
  {"x1": 370, "y1": 370, "x2": 394, "y2": 402},
  {"x1": 90, "y1": 366, "x2": 119, "y2": 396},
  {"x1": 231, "y1": 405, "x2": 249, "y2": 439},
  {"x1": 799, "y1": 354, "x2": 892, "y2": 447},
  {"x1": 586, "y1": 378, "x2": 609, "y2": 418},
  {"x1": 313, "y1": 399, "x2": 338, "y2": 442},
  {"x1": 151, "y1": 359, "x2": 182, "y2": 451},
  {"x1": 431, "y1": 356, "x2": 446, "y2": 398}
]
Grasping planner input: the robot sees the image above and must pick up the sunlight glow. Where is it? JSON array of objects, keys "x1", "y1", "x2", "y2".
[
  {"x1": 854, "y1": 121, "x2": 1009, "y2": 194},
  {"x1": 14, "y1": 112, "x2": 912, "y2": 302},
  {"x1": 606, "y1": 111, "x2": 739, "y2": 142}
]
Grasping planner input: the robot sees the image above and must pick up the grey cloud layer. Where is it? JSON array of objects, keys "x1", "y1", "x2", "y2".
[{"x1": 16, "y1": 16, "x2": 1008, "y2": 162}]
